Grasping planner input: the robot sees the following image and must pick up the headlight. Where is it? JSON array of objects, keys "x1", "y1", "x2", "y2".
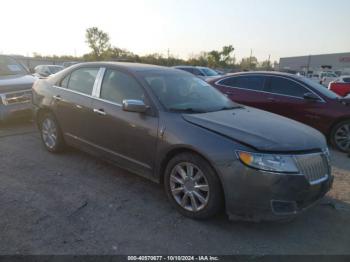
[{"x1": 237, "y1": 151, "x2": 299, "y2": 173}]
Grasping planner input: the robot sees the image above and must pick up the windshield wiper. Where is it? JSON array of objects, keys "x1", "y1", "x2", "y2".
[
  {"x1": 217, "y1": 105, "x2": 244, "y2": 111},
  {"x1": 168, "y1": 107, "x2": 205, "y2": 113},
  {"x1": 0, "y1": 72, "x2": 18, "y2": 76}
]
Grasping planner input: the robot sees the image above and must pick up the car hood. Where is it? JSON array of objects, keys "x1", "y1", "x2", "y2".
[
  {"x1": 0, "y1": 74, "x2": 36, "y2": 93},
  {"x1": 182, "y1": 107, "x2": 326, "y2": 152}
]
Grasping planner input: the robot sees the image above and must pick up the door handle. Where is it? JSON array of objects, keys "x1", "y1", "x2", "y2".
[
  {"x1": 53, "y1": 95, "x2": 62, "y2": 101},
  {"x1": 267, "y1": 97, "x2": 276, "y2": 102},
  {"x1": 93, "y1": 108, "x2": 106, "y2": 116},
  {"x1": 75, "y1": 104, "x2": 83, "y2": 109}
]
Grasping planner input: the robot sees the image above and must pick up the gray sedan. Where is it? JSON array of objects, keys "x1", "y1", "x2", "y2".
[{"x1": 32, "y1": 62, "x2": 333, "y2": 221}]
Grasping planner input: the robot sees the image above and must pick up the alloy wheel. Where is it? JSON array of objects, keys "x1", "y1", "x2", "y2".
[
  {"x1": 41, "y1": 118, "x2": 58, "y2": 149},
  {"x1": 170, "y1": 162, "x2": 210, "y2": 212},
  {"x1": 334, "y1": 123, "x2": 350, "y2": 152}
]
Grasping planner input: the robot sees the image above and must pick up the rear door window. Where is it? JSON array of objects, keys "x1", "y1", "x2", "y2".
[
  {"x1": 59, "y1": 75, "x2": 70, "y2": 88},
  {"x1": 67, "y1": 68, "x2": 99, "y2": 95},
  {"x1": 219, "y1": 75, "x2": 265, "y2": 91},
  {"x1": 267, "y1": 77, "x2": 308, "y2": 98}
]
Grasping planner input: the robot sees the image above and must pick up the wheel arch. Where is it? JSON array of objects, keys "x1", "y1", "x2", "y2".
[
  {"x1": 328, "y1": 117, "x2": 350, "y2": 139},
  {"x1": 157, "y1": 146, "x2": 225, "y2": 192},
  {"x1": 35, "y1": 107, "x2": 57, "y2": 128}
]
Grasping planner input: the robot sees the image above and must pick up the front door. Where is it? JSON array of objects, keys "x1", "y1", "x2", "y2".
[
  {"x1": 86, "y1": 68, "x2": 159, "y2": 178},
  {"x1": 264, "y1": 76, "x2": 326, "y2": 130}
]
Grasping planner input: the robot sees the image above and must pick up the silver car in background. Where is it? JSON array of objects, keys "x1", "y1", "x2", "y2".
[
  {"x1": 0, "y1": 55, "x2": 35, "y2": 121},
  {"x1": 34, "y1": 65, "x2": 64, "y2": 78}
]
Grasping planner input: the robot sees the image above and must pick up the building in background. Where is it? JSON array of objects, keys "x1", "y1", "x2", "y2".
[{"x1": 279, "y1": 52, "x2": 350, "y2": 75}]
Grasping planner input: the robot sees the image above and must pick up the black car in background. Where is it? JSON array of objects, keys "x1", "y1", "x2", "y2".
[
  {"x1": 32, "y1": 62, "x2": 332, "y2": 221},
  {"x1": 0, "y1": 55, "x2": 35, "y2": 121}
]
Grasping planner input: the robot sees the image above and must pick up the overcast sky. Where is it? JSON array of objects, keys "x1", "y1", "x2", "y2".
[{"x1": 1, "y1": 0, "x2": 349, "y2": 61}]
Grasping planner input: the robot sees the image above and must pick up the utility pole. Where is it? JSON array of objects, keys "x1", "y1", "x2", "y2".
[
  {"x1": 167, "y1": 48, "x2": 170, "y2": 66},
  {"x1": 249, "y1": 49, "x2": 253, "y2": 70},
  {"x1": 268, "y1": 54, "x2": 271, "y2": 70},
  {"x1": 306, "y1": 55, "x2": 311, "y2": 75}
]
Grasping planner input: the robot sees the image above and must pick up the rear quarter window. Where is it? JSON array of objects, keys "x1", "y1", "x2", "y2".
[{"x1": 219, "y1": 75, "x2": 265, "y2": 91}]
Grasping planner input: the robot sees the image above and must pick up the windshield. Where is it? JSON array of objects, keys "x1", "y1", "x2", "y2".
[
  {"x1": 144, "y1": 72, "x2": 238, "y2": 113},
  {"x1": 49, "y1": 66, "x2": 63, "y2": 74},
  {"x1": 0, "y1": 56, "x2": 27, "y2": 76},
  {"x1": 200, "y1": 67, "x2": 219, "y2": 77},
  {"x1": 321, "y1": 72, "x2": 337, "y2": 78},
  {"x1": 300, "y1": 76, "x2": 339, "y2": 99}
]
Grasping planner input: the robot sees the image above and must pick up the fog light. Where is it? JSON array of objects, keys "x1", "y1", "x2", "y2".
[{"x1": 271, "y1": 200, "x2": 297, "y2": 214}]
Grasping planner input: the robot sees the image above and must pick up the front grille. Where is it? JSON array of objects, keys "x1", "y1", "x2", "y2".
[
  {"x1": 294, "y1": 152, "x2": 330, "y2": 185},
  {"x1": 1, "y1": 89, "x2": 32, "y2": 105}
]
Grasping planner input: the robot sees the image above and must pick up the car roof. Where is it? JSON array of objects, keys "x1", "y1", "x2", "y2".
[
  {"x1": 73, "y1": 62, "x2": 184, "y2": 74},
  {"x1": 208, "y1": 71, "x2": 306, "y2": 83},
  {"x1": 173, "y1": 65, "x2": 203, "y2": 69},
  {"x1": 221, "y1": 71, "x2": 300, "y2": 78}
]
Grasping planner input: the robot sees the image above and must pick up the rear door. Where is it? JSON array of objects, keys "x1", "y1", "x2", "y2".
[
  {"x1": 215, "y1": 75, "x2": 272, "y2": 110},
  {"x1": 52, "y1": 67, "x2": 100, "y2": 139},
  {"x1": 264, "y1": 76, "x2": 326, "y2": 129},
  {"x1": 86, "y1": 68, "x2": 159, "y2": 178}
]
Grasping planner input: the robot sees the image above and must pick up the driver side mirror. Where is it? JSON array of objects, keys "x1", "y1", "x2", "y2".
[
  {"x1": 122, "y1": 99, "x2": 149, "y2": 113},
  {"x1": 303, "y1": 92, "x2": 321, "y2": 102}
]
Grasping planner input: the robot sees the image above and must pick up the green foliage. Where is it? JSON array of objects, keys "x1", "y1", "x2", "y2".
[
  {"x1": 240, "y1": 56, "x2": 258, "y2": 71},
  {"x1": 206, "y1": 45, "x2": 235, "y2": 68},
  {"x1": 30, "y1": 27, "x2": 276, "y2": 72},
  {"x1": 260, "y1": 60, "x2": 273, "y2": 70},
  {"x1": 85, "y1": 27, "x2": 111, "y2": 60}
]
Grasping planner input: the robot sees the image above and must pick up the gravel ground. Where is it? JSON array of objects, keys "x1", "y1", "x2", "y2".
[{"x1": 0, "y1": 120, "x2": 350, "y2": 255}]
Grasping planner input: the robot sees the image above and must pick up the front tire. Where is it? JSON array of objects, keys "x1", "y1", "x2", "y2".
[
  {"x1": 39, "y1": 112, "x2": 65, "y2": 153},
  {"x1": 164, "y1": 153, "x2": 223, "y2": 219},
  {"x1": 330, "y1": 120, "x2": 350, "y2": 152}
]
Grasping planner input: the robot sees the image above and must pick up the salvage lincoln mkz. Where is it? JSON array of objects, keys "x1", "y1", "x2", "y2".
[{"x1": 32, "y1": 62, "x2": 333, "y2": 221}]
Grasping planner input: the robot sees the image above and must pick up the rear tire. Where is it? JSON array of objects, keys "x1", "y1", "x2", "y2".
[
  {"x1": 330, "y1": 120, "x2": 350, "y2": 153},
  {"x1": 39, "y1": 112, "x2": 65, "y2": 153},
  {"x1": 164, "y1": 152, "x2": 224, "y2": 219}
]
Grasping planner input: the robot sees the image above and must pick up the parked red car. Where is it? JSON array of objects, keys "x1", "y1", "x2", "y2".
[
  {"x1": 328, "y1": 76, "x2": 350, "y2": 97},
  {"x1": 208, "y1": 72, "x2": 350, "y2": 152}
]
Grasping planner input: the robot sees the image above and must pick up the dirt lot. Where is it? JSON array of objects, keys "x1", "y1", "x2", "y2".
[{"x1": 0, "y1": 120, "x2": 350, "y2": 255}]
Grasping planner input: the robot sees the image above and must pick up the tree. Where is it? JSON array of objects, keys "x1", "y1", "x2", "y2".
[
  {"x1": 207, "y1": 50, "x2": 221, "y2": 67},
  {"x1": 85, "y1": 27, "x2": 111, "y2": 60},
  {"x1": 220, "y1": 45, "x2": 235, "y2": 65},
  {"x1": 260, "y1": 60, "x2": 272, "y2": 70},
  {"x1": 207, "y1": 45, "x2": 235, "y2": 68}
]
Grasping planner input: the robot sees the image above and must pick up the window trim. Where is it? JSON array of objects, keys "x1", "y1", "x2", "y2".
[
  {"x1": 53, "y1": 65, "x2": 157, "y2": 114},
  {"x1": 59, "y1": 73, "x2": 71, "y2": 89},
  {"x1": 215, "y1": 74, "x2": 325, "y2": 102},
  {"x1": 66, "y1": 67, "x2": 101, "y2": 96},
  {"x1": 265, "y1": 76, "x2": 309, "y2": 99},
  {"x1": 54, "y1": 67, "x2": 103, "y2": 97},
  {"x1": 217, "y1": 74, "x2": 266, "y2": 92},
  {"x1": 265, "y1": 76, "x2": 325, "y2": 102}
]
